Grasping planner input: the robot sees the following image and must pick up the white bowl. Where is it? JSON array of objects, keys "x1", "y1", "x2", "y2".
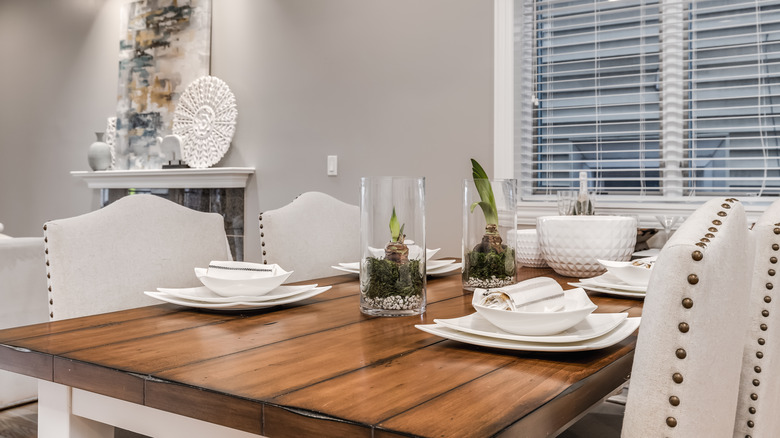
[
  {"x1": 598, "y1": 257, "x2": 656, "y2": 287},
  {"x1": 195, "y1": 262, "x2": 293, "y2": 297},
  {"x1": 368, "y1": 246, "x2": 439, "y2": 261},
  {"x1": 537, "y1": 216, "x2": 637, "y2": 278},
  {"x1": 509, "y1": 229, "x2": 547, "y2": 268},
  {"x1": 472, "y1": 287, "x2": 597, "y2": 336}
]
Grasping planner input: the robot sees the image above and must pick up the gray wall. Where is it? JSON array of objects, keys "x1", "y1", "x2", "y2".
[{"x1": 0, "y1": 0, "x2": 494, "y2": 261}]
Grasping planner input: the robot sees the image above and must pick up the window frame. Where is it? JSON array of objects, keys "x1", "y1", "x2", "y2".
[{"x1": 493, "y1": 0, "x2": 770, "y2": 227}]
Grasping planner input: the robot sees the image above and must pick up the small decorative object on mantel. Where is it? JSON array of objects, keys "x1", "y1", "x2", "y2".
[
  {"x1": 87, "y1": 132, "x2": 112, "y2": 171},
  {"x1": 173, "y1": 76, "x2": 237, "y2": 169},
  {"x1": 103, "y1": 117, "x2": 117, "y2": 170},
  {"x1": 360, "y1": 177, "x2": 426, "y2": 317},
  {"x1": 462, "y1": 159, "x2": 517, "y2": 291},
  {"x1": 157, "y1": 134, "x2": 189, "y2": 169}
]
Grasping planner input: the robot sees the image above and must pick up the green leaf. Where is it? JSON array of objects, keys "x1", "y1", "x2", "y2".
[
  {"x1": 470, "y1": 159, "x2": 498, "y2": 225},
  {"x1": 389, "y1": 207, "x2": 401, "y2": 242}
]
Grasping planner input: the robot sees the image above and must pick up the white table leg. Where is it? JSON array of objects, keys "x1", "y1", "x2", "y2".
[{"x1": 38, "y1": 380, "x2": 114, "y2": 438}]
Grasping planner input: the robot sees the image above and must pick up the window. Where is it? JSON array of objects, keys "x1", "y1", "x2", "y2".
[{"x1": 495, "y1": 0, "x2": 780, "y2": 223}]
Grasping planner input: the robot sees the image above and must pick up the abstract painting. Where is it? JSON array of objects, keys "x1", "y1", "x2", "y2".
[{"x1": 116, "y1": 0, "x2": 212, "y2": 169}]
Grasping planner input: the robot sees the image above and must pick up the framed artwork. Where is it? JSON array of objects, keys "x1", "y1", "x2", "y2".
[{"x1": 115, "y1": 0, "x2": 212, "y2": 169}]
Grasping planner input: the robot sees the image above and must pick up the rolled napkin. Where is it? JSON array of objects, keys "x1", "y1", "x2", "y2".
[
  {"x1": 474, "y1": 277, "x2": 565, "y2": 312},
  {"x1": 206, "y1": 261, "x2": 283, "y2": 280}
]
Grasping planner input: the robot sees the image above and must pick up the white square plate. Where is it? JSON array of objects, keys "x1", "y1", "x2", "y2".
[{"x1": 434, "y1": 312, "x2": 627, "y2": 343}]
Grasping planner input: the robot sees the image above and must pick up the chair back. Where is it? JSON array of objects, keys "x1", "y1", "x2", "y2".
[
  {"x1": 44, "y1": 194, "x2": 231, "y2": 321},
  {"x1": 0, "y1": 237, "x2": 48, "y2": 408},
  {"x1": 622, "y1": 198, "x2": 754, "y2": 437},
  {"x1": 734, "y1": 199, "x2": 780, "y2": 436},
  {"x1": 260, "y1": 192, "x2": 359, "y2": 282}
]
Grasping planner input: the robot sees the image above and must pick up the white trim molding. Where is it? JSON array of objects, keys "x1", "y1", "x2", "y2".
[
  {"x1": 71, "y1": 167, "x2": 255, "y2": 189},
  {"x1": 493, "y1": 0, "x2": 514, "y2": 179}
]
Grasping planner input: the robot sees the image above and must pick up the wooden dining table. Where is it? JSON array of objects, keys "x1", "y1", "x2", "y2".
[{"x1": 0, "y1": 266, "x2": 643, "y2": 438}]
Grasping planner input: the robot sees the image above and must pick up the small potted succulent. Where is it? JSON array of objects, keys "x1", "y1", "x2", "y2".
[
  {"x1": 360, "y1": 177, "x2": 426, "y2": 316},
  {"x1": 462, "y1": 159, "x2": 517, "y2": 290}
]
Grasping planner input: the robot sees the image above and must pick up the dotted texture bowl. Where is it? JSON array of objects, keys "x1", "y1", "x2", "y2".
[
  {"x1": 537, "y1": 216, "x2": 637, "y2": 278},
  {"x1": 509, "y1": 229, "x2": 548, "y2": 268}
]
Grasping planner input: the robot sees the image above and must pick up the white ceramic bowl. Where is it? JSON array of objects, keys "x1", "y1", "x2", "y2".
[
  {"x1": 537, "y1": 216, "x2": 637, "y2": 278},
  {"x1": 368, "y1": 246, "x2": 440, "y2": 261},
  {"x1": 509, "y1": 229, "x2": 548, "y2": 268},
  {"x1": 195, "y1": 262, "x2": 293, "y2": 297},
  {"x1": 473, "y1": 287, "x2": 597, "y2": 336},
  {"x1": 598, "y1": 257, "x2": 656, "y2": 287}
]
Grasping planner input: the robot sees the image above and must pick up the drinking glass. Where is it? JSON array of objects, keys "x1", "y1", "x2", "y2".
[
  {"x1": 557, "y1": 191, "x2": 577, "y2": 215},
  {"x1": 655, "y1": 215, "x2": 683, "y2": 247}
]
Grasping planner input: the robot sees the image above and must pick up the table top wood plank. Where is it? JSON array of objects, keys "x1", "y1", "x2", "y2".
[
  {"x1": 144, "y1": 378, "x2": 264, "y2": 435},
  {"x1": 270, "y1": 343, "x2": 518, "y2": 425},
  {"x1": 53, "y1": 357, "x2": 145, "y2": 404},
  {"x1": 150, "y1": 298, "x2": 471, "y2": 400},
  {"x1": 0, "y1": 305, "x2": 185, "y2": 344},
  {"x1": 60, "y1": 294, "x2": 372, "y2": 374},
  {"x1": 0, "y1": 343, "x2": 53, "y2": 380},
  {"x1": 376, "y1": 339, "x2": 635, "y2": 437},
  {"x1": 15, "y1": 310, "x2": 234, "y2": 356},
  {"x1": 263, "y1": 404, "x2": 373, "y2": 438}
]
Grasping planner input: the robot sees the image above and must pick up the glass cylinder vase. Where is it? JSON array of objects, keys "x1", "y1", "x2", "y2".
[
  {"x1": 360, "y1": 177, "x2": 426, "y2": 316},
  {"x1": 462, "y1": 178, "x2": 518, "y2": 291}
]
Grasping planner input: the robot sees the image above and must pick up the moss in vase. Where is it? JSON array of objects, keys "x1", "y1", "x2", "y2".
[
  {"x1": 464, "y1": 246, "x2": 515, "y2": 281},
  {"x1": 363, "y1": 257, "x2": 423, "y2": 300}
]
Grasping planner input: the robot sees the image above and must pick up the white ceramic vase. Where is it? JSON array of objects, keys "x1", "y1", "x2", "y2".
[{"x1": 87, "y1": 132, "x2": 112, "y2": 171}]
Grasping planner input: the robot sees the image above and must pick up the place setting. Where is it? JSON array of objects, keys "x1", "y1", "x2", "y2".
[
  {"x1": 567, "y1": 256, "x2": 655, "y2": 299},
  {"x1": 331, "y1": 246, "x2": 462, "y2": 277},
  {"x1": 145, "y1": 260, "x2": 331, "y2": 310},
  {"x1": 416, "y1": 277, "x2": 640, "y2": 352}
]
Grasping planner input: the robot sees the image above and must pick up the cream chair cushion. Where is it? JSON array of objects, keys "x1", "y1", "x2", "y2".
[
  {"x1": 44, "y1": 194, "x2": 231, "y2": 321},
  {"x1": 260, "y1": 192, "x2": 359, "y2": 282},
  {"x1": 0, "y1": 237, "x2": 48, "y2": 409},
  {"x1": 622, "y1": 198, "x2": 754, "y2": 437},
  {"x1": 734, "y1": 199, "x2": 780, "y2": 436}
]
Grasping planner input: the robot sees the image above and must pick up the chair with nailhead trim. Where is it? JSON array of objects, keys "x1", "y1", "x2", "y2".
[
  {"x1": 734, "y1": 199, "x2": 780, "y2": 437},
  {"x1": 622, "y1": 198, "x2": 754, "y2": 437},
  {"x1": 44, "y1": 194, "x2": 232, "y2": 321},
  {"x1": 259, "y1": 192, "x2": 359, "y2": 283},
  {"x1": 0, "y1": 237, "x2": 48, "y2": 409}
]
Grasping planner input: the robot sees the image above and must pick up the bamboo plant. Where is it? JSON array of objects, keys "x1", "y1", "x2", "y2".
[{"x1": 464, "y1": 159, "x2": 516, "y2": 288}]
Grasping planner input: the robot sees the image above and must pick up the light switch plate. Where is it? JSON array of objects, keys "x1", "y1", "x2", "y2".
[{"x1": 327, "y1": 155, "x2": 338, "y2": 176}]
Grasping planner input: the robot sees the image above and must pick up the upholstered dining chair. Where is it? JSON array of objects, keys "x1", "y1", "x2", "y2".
[
  {"x1": 0, "y1": 237, "x2": 48, "y2": 409},
  {"x1": 259, "y1": 191, "x2": 359, "y2": 282},
  {"x1": 733, "y1": 199, "x2": 780, "y2": 436},
  {"x1": 44, "y1": 194, "x2": 231, "y2": 321},
  {"x1": 622, "y1": 198, "x2": 754, "y2": 437}
]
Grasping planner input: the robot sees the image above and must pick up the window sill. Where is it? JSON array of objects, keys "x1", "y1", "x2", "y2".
[{"x1": 517, "y1": 199, "x2": 767, "y2": 229}]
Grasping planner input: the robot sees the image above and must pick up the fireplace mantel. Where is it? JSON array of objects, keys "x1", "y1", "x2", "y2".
[
  {"x1": 71, "y1": 167, "x2": 254, "y2": 189},
  {"x1": 71, "y1": 167, "x2": 255, "y2": 260}
]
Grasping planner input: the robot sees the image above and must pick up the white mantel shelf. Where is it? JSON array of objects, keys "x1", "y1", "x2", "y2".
[{"x1": 71, "y1": 167, "x2": 255, "y2": 189}]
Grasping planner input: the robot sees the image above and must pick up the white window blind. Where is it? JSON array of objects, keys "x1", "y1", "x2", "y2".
[{"x1": 515, "y1": 0, "x2": 780, "y2": 203}]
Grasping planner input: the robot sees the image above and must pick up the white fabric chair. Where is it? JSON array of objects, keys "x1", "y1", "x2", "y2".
[
  {"x1": 260, "y1": 192, "x2": 359, "y2": 282},
  {"x1": 734, "y1": 199, "x2": 780, "y2": 436},
  {"x1": 44, "y1": 194, "x2": 232, "y2": 321},
  {"x1": 0, "y1": 237, "x2": 48, "y2": 409},
  {"x1": 622, "y1": 198, "x2": 754, "y2": 437}
]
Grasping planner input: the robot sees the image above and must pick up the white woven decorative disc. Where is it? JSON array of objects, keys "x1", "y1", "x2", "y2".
[{"x1": 173, "y1": 76, "x2": 237, "y2": 168}]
